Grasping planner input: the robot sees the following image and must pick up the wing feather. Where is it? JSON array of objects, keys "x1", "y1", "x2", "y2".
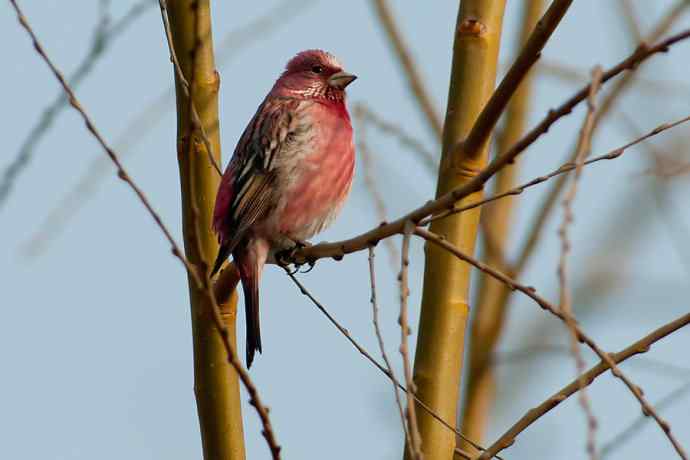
[{"x1": 214, "y1": 97, "x2": 306, "y2": 252}]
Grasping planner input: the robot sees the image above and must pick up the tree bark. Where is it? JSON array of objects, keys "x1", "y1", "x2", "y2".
[
  {"x1": 166, "y1": 2, "x2": 246, "y2": 459},
  {"x1": 407, "y1": 2, "x2": 506, "y2": 459},
  {"x1": 459, "y1": 0, "x2": 544, "y2": 451}
]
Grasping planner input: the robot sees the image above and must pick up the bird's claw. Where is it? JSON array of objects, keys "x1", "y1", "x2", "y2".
[
  {"x1": 275, "y1": 248, "x2": 294, "y2": 268},
  {"x1": 299, "y1": 260, "x2": 316, "y2": 273},
  {"x1": 277, "y1": 239, "x2": 316, "y2": 274}
]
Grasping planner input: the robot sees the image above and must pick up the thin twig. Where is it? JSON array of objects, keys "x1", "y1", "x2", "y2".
[
  {"x1": 7, "y1": 2, "x2": 281, "y2": 457},
  {"x1": 494, "y1": 345, "x2": 690, "y2": 380},
  {"x1": 185, "y1": 2, "x2": 281, "y2": 457},
  {"x1": 399, "y1": 221, "x2": 423, "y2": 460},
  {"x1": 461, "y1": 0, "x2": 574, "y2": 157},
  {"x1": 215, "y1": 0, "x2": 318, "y2": 64},
  {"x1": 368, "y1": 247, "x2": 410, "y2": 448},
  {"x1": 370, "y1": 0, "x2": 442, "y2": 140},
  {"x1": 289, "y1": 28, "x2": 690, "y2": 265},
  {"x1": 22, "y1": 0, "x2": 315, "y2": 258},
  {"x1": 478, "y1": 312, "x2": 690, "y2": 459},
  {"x1": 512, "y1": 0, "x2": 690, "y2": 277},
  {"x1": 601, "y1": 380, "x2": 690, "y2": 458},
  {"x1": 414, "y1": 227, "x2": 689, "y2": 460},
  {"x1": 355, "y1": 106, "x2": 400, "y2": 268},
  {"x1": 556, "y1": 66, "x2": 603, "y2": 460},
  {"x1": 356, "y1": 103, "x2": 437, "y2": 174},
  {"x1": 0, "y1": 0, "x2": 153, "y2": 210},
  {"x1": 538, "y1": 59, "x2": 690, "y2": 97},
  {"x1": 8, "y1": 0, "x2": 197, "y2": 282},
  {"x1": 283, "y1": 270, "x2": 484, "y2": 460},
  {"x1": 158, "y1": 0, "x2": 222, "y2": 176},
  {"x1": 618, "y1": 0, "x2": 643, "y2": 44},
  {"x1": 421, "y1": 114, "x2": 690, "y2": 226}
]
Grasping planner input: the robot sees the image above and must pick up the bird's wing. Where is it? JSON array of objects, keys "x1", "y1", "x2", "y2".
[{"x1": 215, "y1": 96, "x2": 307, "y2": 253}]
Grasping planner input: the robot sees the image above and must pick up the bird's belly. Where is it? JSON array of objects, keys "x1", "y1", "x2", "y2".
[
  {"x1": 257, "y1": 102, "x2": 355, "y2": 261},
  {"x1": 279, "y1": 148, "x2": 354, "y2": 241}
]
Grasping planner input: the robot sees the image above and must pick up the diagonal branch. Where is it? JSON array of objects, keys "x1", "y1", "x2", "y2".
[
  {"x1": 461, "y1": 0, "x2": 573, "y2": 157},
  {"x1": 421, "y1": 113, "x2": 690, "y2": 226},
  {"x1": 287, "y1": 27, "x2": 690, "y2": 266},
  {"x1": 556, "y1": 66, "x2": 603, "y2": 459},
  {"x1": 414, "y1": 227, "x2": 688, "y2": 460},
  {"x1": 460, "y1": 0, "x2": 546, "y2": 449},
  {"x1": 601, "y1": 379, "x2": 690, "y2": 459},
  {"x1": 158, "y1": 0, "x2": 222, "y2": 176},
  {"x1": 370, "y1": 0, "x2": 443, "y2": 140},
  {"x1": 356, "y1": 103, "x2": 437, "y2": 174},
  {"x1": 398, "y1": 222, "x2": 422, "y2": 460},
  {"x1": 21, "y1": 0, "x2": 317, "y2": 259},
  {"x1": 0, "y1": 0, "x2": 153, "y2": 211},
  {"x1": 355, "y1": 105, "x2": 400, "y2": 268},
  {"x1": 7, "y1": 2, "x2": 280, "y2": 458},
  {"x1": 480, "y1": 312, "x2": 690, "y2": 459},
  {"x1": 512, "y1": 0, "x2": 690, "y2": 277},
  {"x1": 283, "y1": 270, "x2": 488, "y2": 460},
  {"x1": 368, "y1": 247, "x2": 410, "y2": 449}
]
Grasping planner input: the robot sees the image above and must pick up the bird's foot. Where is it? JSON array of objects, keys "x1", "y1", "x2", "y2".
[
  {"x1": 290, "y1": 239, "x2": 316, "y2": 273},
  {"x1": 299, "y1": 261, "x2": 316, "y2": 273},
  {"x1": 276, "y1": 238, "x2": 316, "y2": 273}
]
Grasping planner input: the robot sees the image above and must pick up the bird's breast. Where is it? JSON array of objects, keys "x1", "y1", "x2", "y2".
[{"x1": 277, "y1": 102, "x2": 355, "y2": 239}]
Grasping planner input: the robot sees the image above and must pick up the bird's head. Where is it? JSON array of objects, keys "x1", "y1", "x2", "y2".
[{"x1": 272, "y1": 49, "x2": 357, "y2": 101}]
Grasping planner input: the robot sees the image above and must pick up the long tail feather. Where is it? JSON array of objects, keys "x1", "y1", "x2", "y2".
[
  {"x1": 234, "y1": 239, "x2": 268, "y2": 368},
  {"x1": 238, "y1": 265, "x2": 262, "y2": 368}
]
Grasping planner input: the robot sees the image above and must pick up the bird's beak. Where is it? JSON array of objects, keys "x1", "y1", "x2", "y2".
[{"x1": 328, "y1": 71, "x2": 357, "y2": 89}]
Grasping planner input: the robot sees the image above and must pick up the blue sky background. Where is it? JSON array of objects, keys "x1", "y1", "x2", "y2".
[{"x1": 2, "y1": 1, "x2": 690, "y2": 459}]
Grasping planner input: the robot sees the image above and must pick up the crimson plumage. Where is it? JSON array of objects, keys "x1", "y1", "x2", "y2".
[{"x1": 211, "y1": 50, "x2": 357, "y2": 367}]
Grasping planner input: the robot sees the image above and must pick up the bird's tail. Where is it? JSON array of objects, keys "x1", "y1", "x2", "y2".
[{"x1": 235, "y1": 240, "x2": 268, "y2": 368}]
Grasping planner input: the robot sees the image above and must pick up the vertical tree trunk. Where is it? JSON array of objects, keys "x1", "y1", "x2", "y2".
[
  {"x1": 459, "y1": 0, "x2": 544, "y2": 451},
  {"x1": 408, "y1": 2, "x2": 506, "y2": 459},
  {"x1": 166, "y1": 2, "x2": 246, "y2": 459}
]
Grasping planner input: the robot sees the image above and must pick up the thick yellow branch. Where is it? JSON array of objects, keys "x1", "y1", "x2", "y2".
[
  {"x1": 407, "y1": 2, "x2": 506, "y2": 459},
  {"x1": 165, "y1": 2, "x2": 245, "y2": 459},
  {"x1": 460, "y1": 0, "x2": 544, "y2": 450}
]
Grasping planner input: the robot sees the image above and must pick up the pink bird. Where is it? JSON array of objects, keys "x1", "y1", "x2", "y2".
[{"x1": 211, "y1": 50, "x2": 357, "y2": 367}]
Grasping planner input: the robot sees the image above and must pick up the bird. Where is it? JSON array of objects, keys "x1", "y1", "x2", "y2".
[{"x1": 211, "y1": 49, "x2": 357, "y2": 368}]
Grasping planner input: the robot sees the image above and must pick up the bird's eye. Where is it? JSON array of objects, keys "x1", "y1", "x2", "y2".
[{"x1": 311, "y1": 65, "x2": 324, "y2": 74}]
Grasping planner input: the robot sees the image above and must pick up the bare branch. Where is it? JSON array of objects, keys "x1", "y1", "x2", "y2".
[
  {"x1": 461, "y1": 0, "x2": 574, "y2": 157},
  {"x1": 283, "y1": 270, "x2": 487, "y2": 459},
  {"x1": 422, "y1": 114, "x2": 690, "y2": 226},
  {"x1": 0, "y1": 0, "x2": 153, "y2": 210},
  {"x1": 414, "y1": 227, "x2": 689, "y2": 460},
  {"x1": 286, "y1": 28, "x2": 690, "y2": 266},
  {"x1": 618, "y1": 0, "x2": 643, "y2": 44},
  {"x1": 368, "y1": 247, "x2": 409, "y2": 448},
  {"x1": 539, "y1": 59, "x2": 690, "y2": 97},
  {"x1": 369, "y1": 0, "x2": 442, "y2": 140},
  {"x1": 556, "y1": 67, "x2": 603, "y2": 460},
  {"x1": 7, "y1": 3, "x2": 280, "y2": 456},
  {"x1": 480, "y1": 312, "x2": 690, "y2": 459},
  {"x1": 158, "y1": 0, "x2": 222, "y2": 176},
  {"x1": 354, "y1": 106, "x2": 400, "y2": 268},
  {"x1": 21, "y1": 0, "x2": 316, "y2": 258},
  {"x1": 356, "y1": 103, "x2": 437, "y2": 174},
  {"x1": 513, "y1": 0, "x2": 690, "y2": 276},
  {"x1": 601, "y1": 380, "x2": 690, "y2": 458},
  {"x1": 399, "y1": 222, "x2": 423, "y2": 460}
]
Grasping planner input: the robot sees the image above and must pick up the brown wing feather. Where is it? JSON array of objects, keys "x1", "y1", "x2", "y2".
[{"x1": 215, "y1": 97, "x2": 304, "y2": 257}]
